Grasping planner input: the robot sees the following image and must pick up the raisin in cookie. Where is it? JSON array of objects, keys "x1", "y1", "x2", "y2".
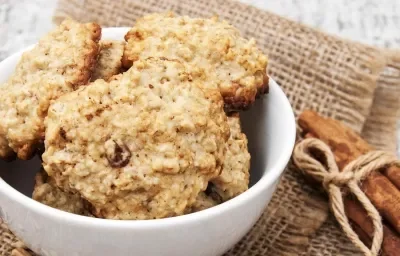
[
  {"x1": 123, "y1": 12, "x2": 268, "y2": 112},
  {"x1": 0, "y1": 19, "x2": 101, "y2": 160},
  {"x1": 211, "y1": 113, "x2": 250, "y2": 201},
  {"x1": 91, "y1": 40, "x2": 125, "y2": 81},
  {"x1": 42, "y1": 58, "x2": 229, "y2": 220}
]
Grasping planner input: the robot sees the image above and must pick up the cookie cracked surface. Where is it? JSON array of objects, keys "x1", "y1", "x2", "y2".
[
  {"x1": 185, "y1": 192, "x2": 219, "y2": 213},
  {"x1": 42, "y1": 58, "x2": 229, "y2": 220},
  {"x1": 0, "y1": 19, "x2": 101, "y2": 160},
  {"x1": 33, "y1": 169, "x2": 91, "y2": 216},
  {"x1": 211, "y1": 114, "x2": 250, "y2": 201},
  {"x1": 91, "y1": 40, "x2": 125, "y2": 81},
  {"x1": 123, "y1": 12, "x2": 268, "y2": 112}
]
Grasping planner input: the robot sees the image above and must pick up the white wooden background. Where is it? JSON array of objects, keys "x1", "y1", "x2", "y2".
[{"x1": 0, "y1": 0, "x2": 399, "y2": 155}]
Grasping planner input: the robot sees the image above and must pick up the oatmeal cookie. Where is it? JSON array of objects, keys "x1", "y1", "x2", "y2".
[
  {"x1": 33, "y1": 169, "x2": 91, "y2": 216},
  {"x1": 185, "y1": 192, "x2": 219, "y2": 213},
  {"x1": 43, "y1": 58, "x2": 229, "y2": 220},
  {"x1": 0, "y1": 19, "x2": 101, "y2": 160},
  {"x1": 211, "y1": 113, "x2": 250, "y2": 201},
  {"x1": 91, "y1": 40, "x2": 125, "y2": 81},
  {"x1": 0, "y1": 137, "x2": 15, "y2": 161},
  {"x1": 123, "y1": 12, "x2": 268, "y2": 112}
]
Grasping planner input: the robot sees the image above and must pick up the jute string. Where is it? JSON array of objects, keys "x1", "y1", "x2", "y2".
[{"x1": 293, "y1": 138, "x2": 400, "y2": 256}]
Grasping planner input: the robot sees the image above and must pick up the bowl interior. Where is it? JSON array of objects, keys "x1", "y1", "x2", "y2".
[{"x1": 0, "y1": 28, "x2": 295, "y2": 211}]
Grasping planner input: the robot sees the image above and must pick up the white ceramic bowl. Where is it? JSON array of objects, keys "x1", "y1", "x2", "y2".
[{"x1": 0, "y1": 28, "x2": 296, "y2": 256}]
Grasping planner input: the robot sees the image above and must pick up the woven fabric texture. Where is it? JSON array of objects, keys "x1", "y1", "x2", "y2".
[
  {"x1": 361, "y1": 50, "x2": 400, "y2": 152},
  {"x1": 1, "y1": 0, "x2": 400, "y2": 255}
]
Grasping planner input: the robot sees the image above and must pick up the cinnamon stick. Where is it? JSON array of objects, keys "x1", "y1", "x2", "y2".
[
  {"x1": 300, "y1": 111, "x2": 400, "y2": 188},
  {"x1": 299, "y1": 110, "x2": 400, "y2": 234},
  {"x1": 383, "y1": 165, "x2": 400, "y2": 190},
  {"x1": 351, "y1": 223, "x2": 390, "y2": 256},
  {"x1": 344, "y1": 198, "x2": 400, "y2": 256},
  {"x1": 350, "y1": 222, "x2": 372, "y2": 250}
]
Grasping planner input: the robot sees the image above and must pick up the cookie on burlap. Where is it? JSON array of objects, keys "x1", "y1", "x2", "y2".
[
  {"x1": 0, "y1": 19, "x2": 101, "y2": 160},
  {"x1": 91, "y1": 40, "x2": 125, "y2": 81},
  {"x1": 42, "y1": 57, "x2": 229, "y2": 220},
  {"x1": 123, "y1": 12, "x2": 269, "y2": 112},
  {"x1": 211, "y1": 113, "x2": 250, "y2": 201},
  {"x1": 32, "y1": 169, "x2": 91, "y2": 216}
]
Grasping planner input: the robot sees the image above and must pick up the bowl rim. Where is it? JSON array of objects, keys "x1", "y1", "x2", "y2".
[{"x1": 0, "y1": 27, "x2": 296, "y2": 229}]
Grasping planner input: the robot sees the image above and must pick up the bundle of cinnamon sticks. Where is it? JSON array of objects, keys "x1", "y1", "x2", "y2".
[{"x1": 297, "y1": 110, "x2": 400, "y2": 256}]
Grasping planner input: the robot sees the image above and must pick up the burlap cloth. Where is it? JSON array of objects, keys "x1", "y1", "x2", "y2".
[{"x1": 1, "y1": 0, "x2": 400, "y2": 255}]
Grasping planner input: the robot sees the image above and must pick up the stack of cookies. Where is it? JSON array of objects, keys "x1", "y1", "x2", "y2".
[{"x1": 1, "y1": 13, "x2": 268, "y2": 220}]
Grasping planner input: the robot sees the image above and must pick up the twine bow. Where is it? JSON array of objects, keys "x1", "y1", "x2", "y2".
[{"x1": 293, "y1": 138, "x2": 399, "y2": 256}]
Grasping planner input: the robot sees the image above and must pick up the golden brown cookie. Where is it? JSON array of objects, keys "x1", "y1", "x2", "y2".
[
  {"x1": 0, "y1": 19, "x2": 101, "y2": 160},
  {"x1": 33, "y1": 169, "x2": 92, "y2": 216},
  {"x1": 123, "y1": 12, "x2": 268, "y2": 112},
  {"x1": 43, "y1": 57, "x2": 229, "y2": 220},
  {"x1": 211, "y1": 113, "x2": 250, "y2": 201},
  {"x1": 91, "y1": 40, "x2": 125, "y2": 81},
  {"x1": 185, "y1": 192, "x2": 219, "y2": 213}
]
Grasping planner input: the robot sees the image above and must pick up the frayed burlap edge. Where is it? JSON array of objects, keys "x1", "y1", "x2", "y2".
[{"x1": 362, "y1": 50, "x2": 400, "y2": 153}]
